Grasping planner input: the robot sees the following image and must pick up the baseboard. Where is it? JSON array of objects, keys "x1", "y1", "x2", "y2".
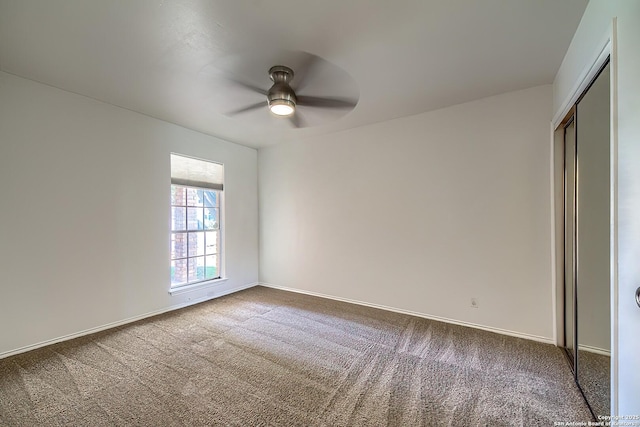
[
  {"x1": 579, "y1": 344, "x2": 611, "y2": 357},
  {"x1": 0, "y1": 281, "x2": 259, "y2": 360},
  {"x1": 259, "y1": 282, "x2": 554, "y2": 345}
]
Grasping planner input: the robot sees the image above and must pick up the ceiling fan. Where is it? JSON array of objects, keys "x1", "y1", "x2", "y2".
[{"x1": 223, "y1": 61, "x2": 358, "y2": 128}]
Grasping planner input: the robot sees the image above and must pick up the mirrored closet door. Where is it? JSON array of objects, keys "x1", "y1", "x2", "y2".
[{"x1": 559, "y1": 60, "x2": 610, "y2": 418}]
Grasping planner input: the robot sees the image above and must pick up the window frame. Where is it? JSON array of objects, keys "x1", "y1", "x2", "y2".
[{"x1": 169, "y1": 183, "x2": 224, "y2": 291}]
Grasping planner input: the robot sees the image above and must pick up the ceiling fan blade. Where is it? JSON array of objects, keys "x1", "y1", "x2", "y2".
[
  {"x1": 297, "y1": 95, "x2": 357, "y2": 110},
  {"x1": 226, "y1": 77, "x2": 268, "y2": 96},
  {"x1": 292, "y1": 54, "x2": 324, "y2": 92},
  {"x1": 200, "y1": 62, "x2": 268, "y2": 95},
  {"x1": 288, "y1": 111, "x2": 308, "y2": 128},
  {"x1": 288, "y1": 115, "x2": 300, "y2": 128},
  {"x1": 225, "y1": 101, "x2": 266, "y2": 116}
]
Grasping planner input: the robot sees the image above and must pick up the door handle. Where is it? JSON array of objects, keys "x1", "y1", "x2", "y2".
[{"x1": 636, "y1": 287, "x2": 640, "y2": 308}]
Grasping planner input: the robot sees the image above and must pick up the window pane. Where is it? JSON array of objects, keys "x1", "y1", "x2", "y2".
[
  {"x1": 171, "y1": 259, "x2": 188, "y2": 285},
  {"x1": 186, "y1": 188, "x2": 204, "y2": 207},
  {"x1": 171, "y1": 207, "x2": 186, "y2": 231},
  {"x1": 171, "y1": 185, "x2": 186, "y2": 206},
  {"x1": 170, "y1": 184, "x2": 222, "y2": 287},
  {"x1": 171, "y1": 233, "x2": 188, "y2": 259},
  {"x1": 188, "y1": 257, "x2": 205, "y2": 282},
  {"x1": 187, "y1": 207, "x2": 203, "y2": 230},
  {"x1": 205, "y1": 231, "x2": 218, "y2": 255},
  {"x1": 204, "y1": 208, "x2": 219, "y2": 230},
  {"x1": 204, "y1": 190, "x2": 218, "y2": 207},
  {"x1": 188, "y1": 232, "x2": 205, "y2": 257},
  {"x1": 205, "y1": 255, "x2": 218, "y2": 279}
]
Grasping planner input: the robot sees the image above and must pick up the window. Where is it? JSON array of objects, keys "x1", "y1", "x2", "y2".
[{"x1": 170, "y1": 154, "x2": 223, "y2": 288}]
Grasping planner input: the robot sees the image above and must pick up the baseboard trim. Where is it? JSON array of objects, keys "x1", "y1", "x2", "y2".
[
  {"x1": 0, "y1": 281, "x2": 259, "y2": 360},
  {"x1": 579, "y1": 344, "x2": 611, "y2": 357},
  {"x1": 259, "y1": 283, "x2": 554, "y2": 345}
]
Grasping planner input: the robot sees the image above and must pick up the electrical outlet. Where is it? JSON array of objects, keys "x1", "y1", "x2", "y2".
[{"x1": 470, "y1": 298, "x2": 479, "y2": 309}]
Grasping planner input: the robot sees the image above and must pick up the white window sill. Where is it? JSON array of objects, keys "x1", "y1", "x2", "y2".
[{"x1": 168, "y1": 277, "x2": 228, "y2": 296}]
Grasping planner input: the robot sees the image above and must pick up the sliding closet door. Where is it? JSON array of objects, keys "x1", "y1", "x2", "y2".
[
  {"x1": 563, "y1": 117, "x2": 576, "y2": 365},
  {"x1": 576, "y1": 62, "x2": 610, "y2": 417},
  {"x1": 557, "y1": 58, "x2": 610, "y2": 419}
]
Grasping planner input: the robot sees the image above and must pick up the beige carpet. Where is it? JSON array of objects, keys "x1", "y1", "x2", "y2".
[{"x1": 0, "y1": 286, "x2": 591, "y2": 426}]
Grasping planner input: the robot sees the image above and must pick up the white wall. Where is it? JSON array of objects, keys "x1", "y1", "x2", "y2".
[
  {"x1": 0, "y1": 72, "x2": 259, "y2": 357},
  {"x1": 259, "y1": 85, "x2": 554, "y2": 340},
  {"x1": 553, "y1": 0, "x2": 640, "y2": 415}
]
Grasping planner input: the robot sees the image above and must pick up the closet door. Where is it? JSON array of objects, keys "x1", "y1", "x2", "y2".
[
  {"x1": 576, "y1": 62, "x2": 610, "y2": 418},
  {"x1": 563, "y1": 117, "x2": 576, "y2": 366}
]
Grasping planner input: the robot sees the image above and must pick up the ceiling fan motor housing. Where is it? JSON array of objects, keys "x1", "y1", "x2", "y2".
[{"x1": 267, "y1": 66, "x2": 297, "y2": 110}]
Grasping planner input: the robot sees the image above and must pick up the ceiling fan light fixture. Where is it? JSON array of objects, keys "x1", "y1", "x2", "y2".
[
  {"x1": 269, "y1": 98, "x2": 296, "y2": 116},
  {"x1": 267, "y1": 65, "x2": 296, "y2": 116}
]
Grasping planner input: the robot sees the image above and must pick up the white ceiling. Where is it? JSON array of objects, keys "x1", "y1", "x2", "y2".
[{"x1": 0, "y1": 0, "x2": 587, "y2": 149}]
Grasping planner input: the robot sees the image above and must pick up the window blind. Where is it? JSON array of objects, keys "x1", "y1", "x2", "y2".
[{"x1": 170, "y1": 154, "x2": 224, "y2": 191}]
